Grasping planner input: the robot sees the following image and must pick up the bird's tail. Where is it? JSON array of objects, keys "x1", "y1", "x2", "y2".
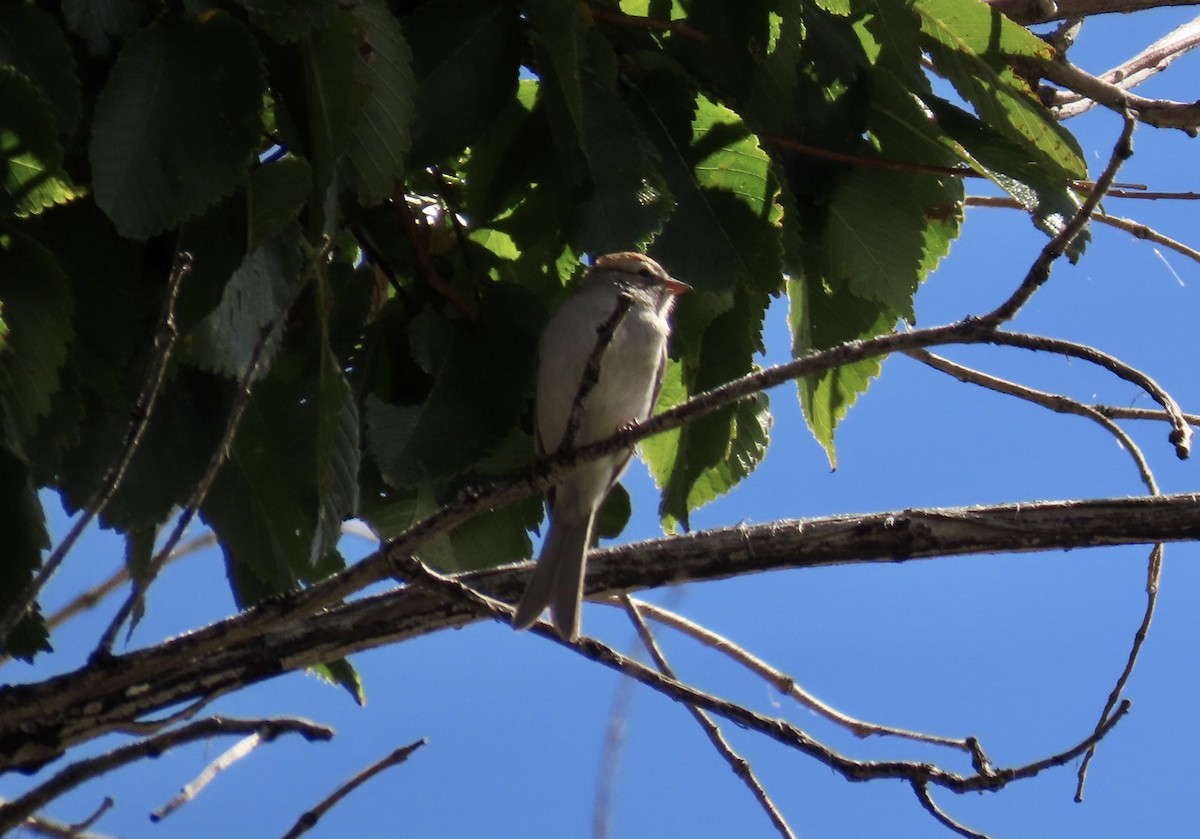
[{"x1": 512, "y1": 515, "x2": 593, "y2": 641}]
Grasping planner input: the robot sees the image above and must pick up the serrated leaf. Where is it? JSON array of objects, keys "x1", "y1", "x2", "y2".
[
  {"x1": 248, "y1": 157, "x2": 312, "y2": 252},
  {"x1": 571, "y1": 68, "x2": 673, "y2": 253},
  {"x1": 339, "y1": 0, "x2": 416, "y2": 205},
  {"x1": 640, "y1": 89, "x2": 783, "y2": 354},
  {"x1": 0, "y1": 442, "x2": 50, "y2": 661},
  {"x1": 90, "y1": 12, "x2": 266, "y2": 238},
  {"x1": 61, "y1": 0, "x2": 142, "y2": 56},
  {"x1": 644, "y1": 291, "x2": 772, "y2": 531},
  {"x1": 186, "y1": 227, "x2": 306, "y2": 377},
  {"x1": 366, "y1": 287, "x2": 539, "y2": 488},
  {"x1": 0, "y1": 4, "x2": 83, "y2": 136},
  {"x1": 914, "y1": 0, "x2": 1085, "y2": 182},
  {"x1": 523, "y1": 0, "x2": 586, "y2": 134},
  {"x1": 59, "y1": 369, "x2": 233, "y2": 530},
  {"x1": 237, "y1": 0, "x2": 336, "y2": 43},
  {"x1": 402, "y1": 0, "x2": 521, "y2": 165},
  {"x1": 790, "y1": 277, "x2": 896, "y2": 467},
  {"x1": 299, "y1": 9, "x2": 369, "y2": 218},
  {"x1": 0, "y1": 233, "x2": 73, "y2": 436},
  {"x1": 201, "y1": 350, "x2": 357, "y2": 602},
  {"x1": 0, "y1": 68, "x2": 83, "y2": 217}
]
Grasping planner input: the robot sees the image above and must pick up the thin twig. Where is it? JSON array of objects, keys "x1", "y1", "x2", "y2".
[
  {"x1": 1040, "y1": 57, "x2": 1200, "y2": 133},
  {"x1": 620, "y1": 596, "x2": 797, "y2": 839},
  {"x1": 965, "y1": 196, "x2": 1200, "y2": 264},
  {"x1": 912, "y1": 782, "x2": 993, "y2": 839},
  {"x1": 151, "y1": 732, "x2": 266, "y2": 822},
  {"x1": 6, "y1": 800, "x2": 114, "y2": 839},
  {"x1": 615, "y1": 598, "x2": 987, "y2": 757},
  {"x1": 249, "y1": 319, "x2": 1191, "y2": 624},
  {"x1": 0, "y1": 253, "x2": 190, "y2": 651},
  {"x1": 905, "y1": 348, "x2": 1159, "y2": 494},
  {"x1": 1075, "y1": 543, "x2": 1163, "y2": 799},
  {"x1": 280, "y1": 739, "x2": 427, "y2": 839},
  {"x1": 978, "y1": 109, "x2": 1137, "y2": 326},
  {"x1": 0, "y1": 717, "x2": 334, "y2": 834}
]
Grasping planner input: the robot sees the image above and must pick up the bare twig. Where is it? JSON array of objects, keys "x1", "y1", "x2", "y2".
[
  {"x1": 987, "y1": 0, "x2": 1200, "y2": 26},
  {"x1": 0, "y1": 254, "x2": 190, "y2": 651},
  {"x1": 978, "y1": 110, "x2": 1137, "y2": 326},
  {"x1": 620, "y1": 596, "x2": 797, "y2": 839},
  {"x1": 0, "y1": 717, "x2": 334, "y2": 834},
  {"x1": 280, "y1": 739, "x2": 427, "y2": 839},
  {"x1": 1047, "y1": 17, "x2": 1200, "y2": 117},
  {"x1": 616, "y1": 598, "x2": 987, "y2": 757},
  {"x1": 905, "y1": 349, "x2": 1159, "y2": 494},
  {"x1": 1040, "y1": 58, "x2": 1200, "y2": 133},
  {"x1": 965, "y1": 196, "x2": 1200, "y2": 264},
  {"x1": 5, "y1": 800, "x2": 115, "y2": 839},
  {"x1": 912, "y1": 782, "x2": 993, "y2": 839},
  {"x1": 151, "y1": 732, "x2": 266, "y2": 822},
  {"x1": 1075, "y1": 544, "x2": 1163, "y2": 799}
]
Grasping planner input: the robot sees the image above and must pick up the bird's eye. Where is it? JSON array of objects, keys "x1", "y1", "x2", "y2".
[{"x1": 636, "y1": 267, "x2": 653, "y2": 278}]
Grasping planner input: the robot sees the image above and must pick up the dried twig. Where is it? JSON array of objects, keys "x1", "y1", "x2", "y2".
[
  {"x1": 151, "y1": 732, "x2": 266, "y2": 822},
  {"x1": 280, "y1": 739, "x2": 427, "y2": 839},
  {"x1": 616, "y1": 598, "x2": 988, "y2": 759},
  {"x1": 965, "y1": 196, "x2": 1200, "y2": 264},
  {"x1": 912, "y1": 782, "x2": 993, "y2": 839},
  {"x1": 0, "y1": 717, "x2": 334, "y2": 834},
  {"x1": 620, "y1": 596, "x2": 797, "y2": 839},
  {"x1": 0, "y1": 253, "x2": 190, "y2": 651},
  {"x1": 905, "y1": 349, "x2": 1159, "y2": 494},
  {"x1": 1040, "y1": 57, "x2": 1200, "y2": 133},
  {"x1": 978, "y1": 109, "x2": 1136, "y2": 326}
]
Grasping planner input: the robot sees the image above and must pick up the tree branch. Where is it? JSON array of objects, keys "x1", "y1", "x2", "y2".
[{"x1": 2, "y1": 494, "x2": 1197, "y2": 775}]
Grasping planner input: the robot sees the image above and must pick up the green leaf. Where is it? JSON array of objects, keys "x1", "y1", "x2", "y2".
[
  {"x1": 0, "y1": 233, "x2": 73, "y2": 436},
  {"x1": 61, "y1": 0, "x2": 143, "y2": 57},
  {"x1": 201, "y1": 348, "x2": 358, "y2": 601},
  {"x1": 644, "y1": 290, "x2": 772, "y2": 531},
  {"x1": 296, "y1": 9, "x2": 369, "y2": 222},
  {"x1": 89, "y1": 11, "x2": 266, "y2": 238},
  {"x1": 571, "y1": 67, "x2": 674, "y2": 253},
  {"x1": 248, "y1": 156, "x2": 312, "y2": 252},
  {"x1": 402, "y1": 0, "x2": 521, "y2": 165},
  {"x1": 340, "y1": 0, "x2": 417, "y2": 205},
  {"x1": 186, "y1": 227, "x2": 307, "y2": 377},
  {"x1": 639, "y1": 87, "x2": 782, "y2": 353},
  {"x1": 523, "y1": 0, "x2": 587, "y2": 134},
  {"x1": 313, "y1": 273, "x2": 361, "y2": 564},
  {"x1": 236, "y1": 0, "x2": 336, "y2": 43},
  {"x1": 0, "y1": 441, "x2": 50, "y2": 661},
  {"x1": 0, "y1": 68, "x2": 83, "y2": 218},
  {"x1": 367, "y1": 287, "x2": 539, "y2": 488},
  {"x1": 790, "y1": 277, "x2": 896, "y2": 467},
  {"x1": 914, "y1": 0, "x2": 1085, "y2": 182},
  {"x1": 310, "y1": 658, "x2": 366, "y2": 706},
  {"x1": 59, "y1": 369, "x2": 234, "y2": 530},
  {"x1": 0, "y1": 4, "x2": 83, "y2": 136},
  {"x1": 925, "y1": 96, "x2": 1088, "y2": 259}
]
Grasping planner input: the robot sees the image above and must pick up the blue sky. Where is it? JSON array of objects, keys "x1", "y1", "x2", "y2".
[{"x1": 7, "y1": 6, "x2": 1200, "y2": 838}]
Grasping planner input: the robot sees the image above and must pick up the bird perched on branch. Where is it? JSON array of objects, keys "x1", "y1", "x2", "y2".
[{"x1": 513, "y1": 252, "x2": 689, "y2": 641}]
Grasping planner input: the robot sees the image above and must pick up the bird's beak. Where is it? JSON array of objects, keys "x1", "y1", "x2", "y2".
[{"x1": 664, "y1": 277, "x2": 691, "y2": 296}]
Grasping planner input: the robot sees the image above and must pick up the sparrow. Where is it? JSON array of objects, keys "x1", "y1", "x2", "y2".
[{"x1": 513, "y1": 252, "x2": 689, "y2": 641}]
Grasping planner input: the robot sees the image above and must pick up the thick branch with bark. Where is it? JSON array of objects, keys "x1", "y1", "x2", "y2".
[{"x1": 2, "y1": 493, "x2": 1198, "y2": 775}]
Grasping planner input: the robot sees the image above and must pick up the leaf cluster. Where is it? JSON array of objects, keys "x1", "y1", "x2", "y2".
[{"x1": 0, "y1": 0, "x2": 1083, "y2": 661}]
